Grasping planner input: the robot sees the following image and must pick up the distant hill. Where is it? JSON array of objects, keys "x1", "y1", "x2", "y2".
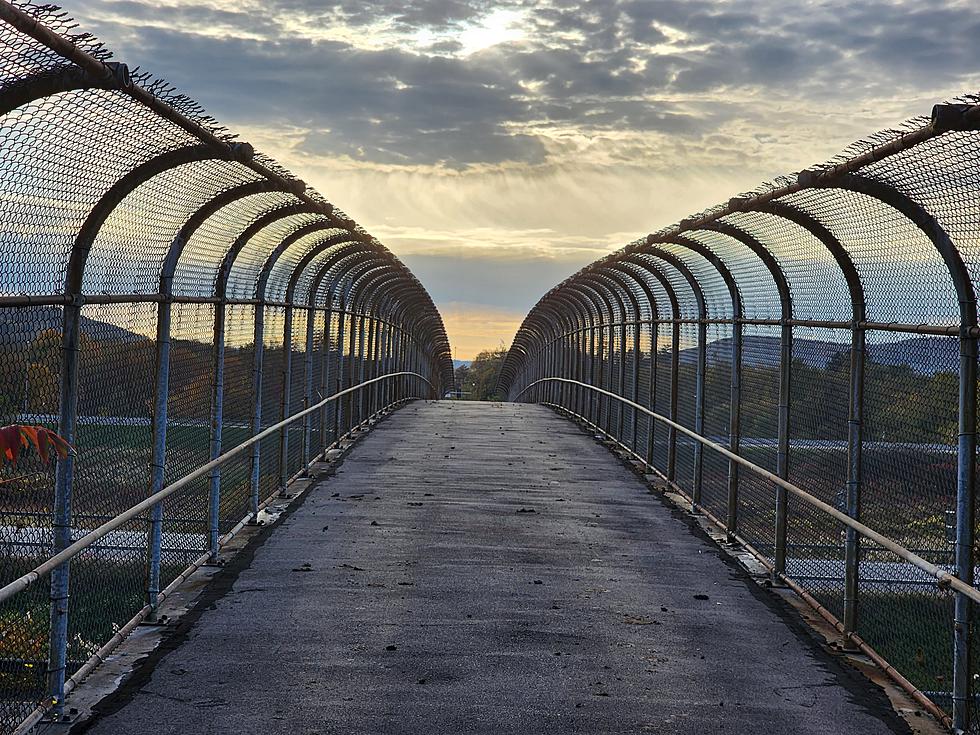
[
  {"x1": 679, "y1": 334, "x2": 957, "y2": 375},
  {"x1": 0, "y1": 305, "x2": 145, "y2": 344},
  {"x1": 1, "y1": 310, "x2": 955, "y2": 377}
]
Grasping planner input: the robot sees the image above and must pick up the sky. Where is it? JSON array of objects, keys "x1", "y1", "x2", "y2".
[{"x1": 63, "y1": 0, "x2": 980, "y2": 358}]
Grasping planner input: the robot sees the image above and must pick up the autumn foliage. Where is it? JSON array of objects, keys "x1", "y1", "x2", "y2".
[{"x1": 0, "y1": 424, "x2": 72, "y2": 465}]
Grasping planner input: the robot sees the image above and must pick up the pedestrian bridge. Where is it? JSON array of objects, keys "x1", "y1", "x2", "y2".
[
  {"x1": 1, "y1": 3, "x2": 979, "y2": 735},
  {"x1": 72, "y1": 402, "x2": 909, "y2": 735}
]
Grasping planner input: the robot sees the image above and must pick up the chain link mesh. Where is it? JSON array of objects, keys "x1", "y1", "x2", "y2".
[
  {"x1": 0, "y1": 4, "x2": 452, "y2": 731},
  {"x1": 504, "y1": 93, "x2": 980, "y2": 728}
]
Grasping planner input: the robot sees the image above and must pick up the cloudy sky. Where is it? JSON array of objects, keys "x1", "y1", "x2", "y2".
[{"x1": 66, "y1": 0, "x2": 979, "y2": 358}]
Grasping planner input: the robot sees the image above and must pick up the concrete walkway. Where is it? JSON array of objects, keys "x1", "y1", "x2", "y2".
[{"x1": 76, "y1": 401, "x2": 909, "y2": 735}]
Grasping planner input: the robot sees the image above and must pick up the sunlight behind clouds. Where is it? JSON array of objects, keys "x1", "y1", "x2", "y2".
[{"x1": 456, "y1": 8, "x2": 527, "y2": 55}]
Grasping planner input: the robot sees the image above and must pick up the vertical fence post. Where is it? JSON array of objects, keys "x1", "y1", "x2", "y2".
[
  {"x1": 569, "y1": 324, "x2": 578, "y2": 415},
  {"x1": 630, "y1": 320, "x2": 640, "y2": 451},
  {"x1": 576, "y1": 325, "x2": 585, "y2": 418},
  {"x1": 843, "y1": 325, "x2": 865, "y2": 633},
  {"x1": 278, "y1": 305, "x2": 293, "y2": 491},
  {"x1": 249, "y1": 305, "x2": 265, "y2": 518},
  {"x1": 604, "y1": 321, "x2": 614, "y2": 435},
  {"x1": 646, "y1": 320, "x2": 659, "y2": 468},
  {"x1": 372, "y1": 317, "x2": 380, "y2": 412},
  {"x1": 320, "y1": 307, "x2": 334, "y2": 449},
  {"x1": 380, "y1": 319, "x2": 391, "y2": 408},
  {"x1": 953, "y1": 325, "x2": 978, "y2": 731},
  {"x1": 46, "y1": 301, "x2": 82, "y2": 717},
  {"x1": 691, "y1": 320, "x2": 707, "y2": 506},
  {"x1": 773, "y1": 322, "x2": 794, "y2": 579},
  {"x1": 361, "y1": 315, "x2": 374, "y2": 422},
  {"x1": 145, "y1": 296, "x2": 173, "y2": 618},
  {"x1": 667, "y1": 320, "x2": 680, "y2": 483},
  {"x1": 726, "y1": 320, "x2": 743, "y2": 538},
  {"x1": 353, "y1": 313, "x2": 366, "y2": 426},
  {"x1": 302, "y1": 306, "x2": 316, "y2": 471},
  {"x1": 207, "y1": 301, "x2": 226, "y2": 562},
  {"x1": 594, "y1": 325, "x2": 603, "y2": 429},
  {"x1": 588, "y1": 325, "x2": 597, "y2": 424},
  {"x1": 334, "y1": 306, "x2": 346, "y2": 439},
  {"x1": 618, "y1": 318, "x2": 627, "y2": 440},
  {"x1": 344, "y1": 309, "x2": 356, "y2": 430}
]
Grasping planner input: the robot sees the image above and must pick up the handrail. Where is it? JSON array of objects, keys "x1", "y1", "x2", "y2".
[
  {"x1": 516, "y1": 377, "x2": 980, "y2": 605},
  {"x1": 0, "y1": 371, "x2": 432, "y2": 604}
]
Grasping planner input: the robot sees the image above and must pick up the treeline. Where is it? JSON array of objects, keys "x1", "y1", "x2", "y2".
[
  {"x1": 2, "y1": 328, "x2": 960, "y2": 445},
  {"x1": 0, "y1": 328, "x2": 346, "y2": 423},
  {"x1": 628, "y1": 348, "x2": 958, "y2": 445}
]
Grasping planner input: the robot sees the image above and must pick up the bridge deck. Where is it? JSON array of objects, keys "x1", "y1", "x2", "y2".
[{"x1": 79, "y1": 401, "x2": 907, "y2": 735}]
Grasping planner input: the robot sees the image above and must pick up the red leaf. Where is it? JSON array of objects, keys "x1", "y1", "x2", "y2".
[
  {"x1": 31, "y1": 427, "x2": 50, "y2": 464},
  {"x1": 46, "y1": 430, "x2": 73, "y2": 460},
  {"x1": 0, "y1": 425, "x2": 73, "y2": 466},
  {"x1": 0, "y1": 426, "x2": 22, "y2": 465}
]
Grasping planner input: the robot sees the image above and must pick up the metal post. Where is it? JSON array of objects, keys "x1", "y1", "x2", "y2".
[
  {"x1": 726, "y1": 321, "x2": 743, "y2": 538},
  {"x1": 843, "y1": 325, "x2": 865, "y2": 633},
  {"x1": 590, "y1": 325, "x2": 599, "y2": 425},
  {"x1": 667, "y1": 321, "x2": 680, "y2": 483},
  {"x1": 301, "y1": 306, "x2": 316, "y2": 470},
  {"x1": 564, "y1": 330, "x2": 573, "y2": 409},
  {"x1": 319, "y1": 307, "x2": 333, "y2": 450},
  {"x1": 646, "y1": 320, "x2": 659, "y2": 467},
  {"x1": 773, "y1": 322, "x2": 793, "y2": 578},
  {"x1": 952, "y1": 325, "x2": 977, "y2": 731},
  {"x1": 362, "y1": 315, "x2": 375, "y2": 419},
  {"x1": 46, "y1": 301, "x2": 82, "y2": 717},
  {"x1": 207, "y1": 302, "x2": 226, "y2": 561},
  {"x1": 618, "y1": 318, "x2": 627, "y2": 440},
  {"x1": 145, "y1": 297, "x2": 172, "y2": 617},
  {"x1": 334, "y1": 306, "x2": 346, "y2": 439},
  {"x1": 604, "y1": 322, "x2": 614, "y2": 435},
  {"x1": 691, "y1": 320, "x2": 707, "y2": 505},
  {"x1": 630, "y1": 320, "x2": 640, "y2": 450},
  {"x1": 249, "y1": 305, "x2": 265, "y2": 517},
  {"x1": 368, "y1": 317, "x2": 379, "y2": 414},
  {"x1": 575, "y1": 327, "x2": 582, "y2": 412},
  {"x1": 277, "y1": 305, "x2": 293, "y2": 492},
  {"x1": 596, "y1": 326, "x2": 606, "y2": 429},
  {"x1": 379, "y1": 317, "x2": 389, "y2": 405},
  {"x1": 353, "y1": 312, "x2": 363, "y2": 421}
]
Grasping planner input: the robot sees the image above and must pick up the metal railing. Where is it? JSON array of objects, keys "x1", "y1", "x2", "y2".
[
  {"x1": 500, "y1": 94, "x2": 980, "y2": 732},
  {"x1": 4, "y1": 370, "x2": 431, "y2": 734},
  {"x1": 0, "y1": 2, "x2": 452, "y2": 733}
]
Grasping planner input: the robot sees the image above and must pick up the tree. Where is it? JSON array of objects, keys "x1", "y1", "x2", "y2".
[{"x1": 454, "y1": 348, "x2": 507, "y2": 401}]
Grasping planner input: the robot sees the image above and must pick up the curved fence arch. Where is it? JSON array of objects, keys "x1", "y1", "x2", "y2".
[
  {"x1": 0, "y1": 2, "x2": 452, "y2": 731},
  {"x1": 501, "y1": 96, "x2": 980, "y2": 730}
]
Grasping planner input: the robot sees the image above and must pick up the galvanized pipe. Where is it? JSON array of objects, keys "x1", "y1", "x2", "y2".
[
  {"x1": 517, "y1": 377, "x2": 980, "y2": 605},
  {"x1": 207, "y1": 302, "x2": 226, "y2": 561},
  {"x1": 0, "y1": 371, "x2": 432, "y2": 605},
  {"x1": 249, "y1": 305, "x2": 265, "y2": 517},
  {"x1": 843, "y1": 325, "x2": 866, "y2": 633}
]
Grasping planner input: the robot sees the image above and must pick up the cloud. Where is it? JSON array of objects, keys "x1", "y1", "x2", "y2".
[
  {"x1": 68, "y1": 0, "x2": 980, "y2": 177},
  {"x1": 59, "y1": 0, "x2": 980, "y2": 354}
]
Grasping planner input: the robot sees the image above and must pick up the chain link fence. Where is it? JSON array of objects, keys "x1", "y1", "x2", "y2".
[
  {"x1": 0, "y1": 2, "x2": 453, "y2": 732},
  {"x1": 500, "y1": 95, "x2": 980, "y2": 732}
]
